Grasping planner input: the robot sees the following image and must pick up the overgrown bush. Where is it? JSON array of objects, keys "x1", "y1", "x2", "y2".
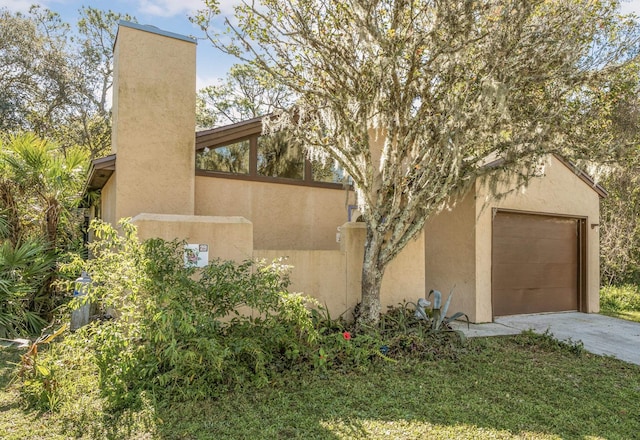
[
  {"x1": 18, "y1": 219, "x2": 467, "y2": 413},
  {"x1": 600, "y1": 165, "x2": 640, "y2": 285},
  {"x1": 63, "y1": 219, "x2": 320, "y2": 408},
  {"x1": 1, "y1": 133, "x2": 89, "y2": 332}
]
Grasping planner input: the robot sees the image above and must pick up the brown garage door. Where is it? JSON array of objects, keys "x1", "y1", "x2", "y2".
[{"x1": 492, "y1": 211, "x2": 581, "y2": 317}]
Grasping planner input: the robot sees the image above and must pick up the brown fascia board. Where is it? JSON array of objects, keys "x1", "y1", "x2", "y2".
[
  {"x1": 196, "y1": 116, "x2": 264, "y2": 150},
  {"x1": 482, "y1": 154, "x2": 607, "y2": 198},
  {"x1": 85, "y1": 154, "x2": 116, "y2": 192}
]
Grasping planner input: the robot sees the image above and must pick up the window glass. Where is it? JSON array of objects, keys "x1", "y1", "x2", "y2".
[
  {"x1": 257, "y1": 132, "x2": 304, "y2": 180},
  {"x1": 196, "y1": 140, "x2": 250, "y2": 174},
  {"x1": 312, "y1": 160, "x2": 347, "y2": 184}
]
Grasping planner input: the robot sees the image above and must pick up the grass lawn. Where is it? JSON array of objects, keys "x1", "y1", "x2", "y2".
[
  {"x1": 600, "y1": 309, "x2": 640, "y2": 323},
  {"x1": 2, "y1": 332, "x2": 639, "y2": 440}
]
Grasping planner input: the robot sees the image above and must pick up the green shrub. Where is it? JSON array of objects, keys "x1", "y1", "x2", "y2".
[
  {"x1": 600, "y1": 284, "x2": 640, "y2": 313},
  {"x1": 0, "y1": 237, "x2": 54, "y2": 337},
  {"x1": 18, "y1": 219, "x2": 468, "y2": 414},
  {"x1": 59, "y1": 219, "x2": 321, "y2": 408}
]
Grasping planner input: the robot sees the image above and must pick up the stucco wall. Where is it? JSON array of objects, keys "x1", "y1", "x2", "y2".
[
  {"x1": 255, "y1": 223, "x2": 426, "y2": 319},
  {"x1": 422, "y1": 155, "x2": 601, "y2": 323},
  {"x1": 423, "y1": 189, "x2": 477, "y2": 321},
  {"x1": 100, "y1": 173, "x2": 117, "y2": 226},
  {"x1": 342, "y1": 223, "x2": 426, "y2": 316},
  {"x1": 255, "y1": 249, "x2": 349, "y2": 317},
  {"x1": 132, "y1": 214, "x2": 253, "y2": 263},
  {"x1": 475, "y1": 155, "x2": 601, "y2": 322},
  {"x1": 195, "y1": 176, "x2": 353, "y2": 250},
  {"x1": 111, "y1": 24, "x2": 196, "y2": 221},
  {"x1": 126, "y1": 218, "x2": 425, "y2": 319}
]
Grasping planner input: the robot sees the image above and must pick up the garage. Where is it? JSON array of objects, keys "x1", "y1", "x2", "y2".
[{"x1": 492, "y1": 211, "x2": 585, "y2": 317}]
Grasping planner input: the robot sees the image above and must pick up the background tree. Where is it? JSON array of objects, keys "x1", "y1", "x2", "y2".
[
  {"x1": 0, "y1": 6, "x2": 134, "y2": 158},
  {"x1": 0, "y1": 6, "x2": 79, "y2": 140},
  {"x1": 599, "y1": 66, "x2": 640, "y2": 285},
  {"x1": 71, "y1": 7, "x2": 136, "y2": 158},
  {"x1": 600, "y1": 163, "x2": 640, "y2": 285},
  {"x1": 196, "y1": 63, "x2": 291, "y2": 128},
  {"x1": 0, "y1": 6, "x2": 136, "y2": 335},
  {"x1": 196, "y1": 0, "x2": 640, "y2": 323}
]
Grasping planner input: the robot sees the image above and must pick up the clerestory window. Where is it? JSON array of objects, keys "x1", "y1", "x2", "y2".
[{"x1": 196, "y1": 132, "x2": 348, "y2": 188}]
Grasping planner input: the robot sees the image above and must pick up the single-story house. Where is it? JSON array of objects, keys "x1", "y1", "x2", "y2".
[{"x1": 86, "y1": 21, "x2": 605, "y2": 323}]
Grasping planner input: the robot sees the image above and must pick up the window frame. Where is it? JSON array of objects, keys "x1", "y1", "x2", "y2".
[{"x1": 195, "y1": 132, "x2": 348, "y2": 190}]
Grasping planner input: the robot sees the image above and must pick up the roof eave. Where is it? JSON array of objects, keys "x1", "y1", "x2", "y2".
[
  {"x1": 85, "y1": 154, "x2": 116, "y2": 194},
  {"x1": 195, "y1": 115, "x2": 265, "y2": 150}
]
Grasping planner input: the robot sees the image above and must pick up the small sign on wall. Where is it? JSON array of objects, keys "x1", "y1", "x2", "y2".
[{"x1": 184, "y1": 244, "x2": 209, "y2": 268}]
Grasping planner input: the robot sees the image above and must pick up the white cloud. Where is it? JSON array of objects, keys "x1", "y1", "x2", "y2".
[
  {"x1": 132, "y1": 0, "x2": 242, "y2": 18},
  {"x1": 621, "y1": 1, "x2": 640, "y2": 15},
  {"x1": 135, "y1": 0, "x2": 207, "y2": 17},
  {"x1": 218, "y1": 0, "x2": 241, "y2": 15}
]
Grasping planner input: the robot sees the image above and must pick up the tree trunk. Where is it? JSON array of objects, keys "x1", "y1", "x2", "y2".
[
  {"x1": 45, "y1": 199, "x2": 60, "y2": 249},
  {"x1": 357, "y1": 227, "x2": 386, "y2": 325}
]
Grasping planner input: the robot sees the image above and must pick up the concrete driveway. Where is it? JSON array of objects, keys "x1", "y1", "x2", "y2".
[{"x1": 452, "y1": 312, "x2": 640, "y2": 366}]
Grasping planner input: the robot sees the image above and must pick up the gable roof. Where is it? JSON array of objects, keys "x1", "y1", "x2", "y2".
[{"x1": 484, "y1": 154, "x2": 607, "y2": 198}]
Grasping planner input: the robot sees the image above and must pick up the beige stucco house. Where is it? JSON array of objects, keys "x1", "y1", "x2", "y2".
[{"x1": 86, "y1": 21, "x2": 605, "y2": 323}]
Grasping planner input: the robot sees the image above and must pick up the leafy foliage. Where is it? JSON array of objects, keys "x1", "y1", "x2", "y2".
[
  {"x1": 196, "y1": 63, "x2": 292, "y2": 128},
  {"x1": 0, "y1": 238, "x2": 54, "y2": 337},
  {"x1": 0, "y1": 6, "x2": 135, "y2": 157},
  {"x1": 600, "y1": 284, "x2": 640, "y2": 314},
  {"x1": 600, "y1": 161, "x2": 640, "y2": 285},
  {"x1": 0, "y1": 133, "x2": 88, "y2": 330},
  {"x1": 0, "y1": 6, "x2": 76, "y2": 138},
  {"x1": 17, "y1": 323, "x2": 69, "y2": 410},
  {"x1": 57, "y1": 219, "x2": 321, "y2": 408},
  {"x1": 1, "y1": 133, "x2": 87, "y2": 248}
]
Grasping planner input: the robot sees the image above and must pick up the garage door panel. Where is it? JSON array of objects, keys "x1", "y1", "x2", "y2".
[
  {"x1": 493, "y1": 237, "x2": 577, "y2": 264},
  {"x1": 493, "y1": 263, "x2": 578, "y2": 289},
  {"x1": 494, "y1": 215, "x2": 577, "y2": 240},
  {"x1": 493, "y1": 287, "x2": 578, "y2": 316},
  {"x1": 492, "y1": 212, "x2": 581, "y2": 317}
]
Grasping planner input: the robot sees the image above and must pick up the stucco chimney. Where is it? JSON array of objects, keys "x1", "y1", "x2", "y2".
[{"x1": 111, "y1": 21, "x2": 196, "y2": 220}]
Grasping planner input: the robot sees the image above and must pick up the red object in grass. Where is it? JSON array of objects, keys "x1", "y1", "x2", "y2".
[{"x1": 343, "y1": 331, "x2": 351, "y2": 340}]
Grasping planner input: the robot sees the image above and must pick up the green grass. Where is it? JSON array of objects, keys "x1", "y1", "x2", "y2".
[
  {"x1": 601, "y1": 309, "x2": 640, "y2": 323},
  {"x1": 600, "y1": 284, "x2": 640, "y2": 323},
  {"x1": 2, "y1": 333, "x2": 639, "y2": 440}
]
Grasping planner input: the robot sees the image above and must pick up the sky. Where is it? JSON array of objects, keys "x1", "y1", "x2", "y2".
[{"x1": 1, "y1": 0, "x2": 640, "y2": 91}]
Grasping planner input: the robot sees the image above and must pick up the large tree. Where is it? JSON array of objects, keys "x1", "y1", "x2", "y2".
[
  {"x1": 71, "y1": 7, "x2": 136, "y2": 158},
  {"x1": 196, "y1": 0, "x2": 640, "y2": 323},
  {"x1": 196, "y1": 63, "x2": 292, "y2": 128}
]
